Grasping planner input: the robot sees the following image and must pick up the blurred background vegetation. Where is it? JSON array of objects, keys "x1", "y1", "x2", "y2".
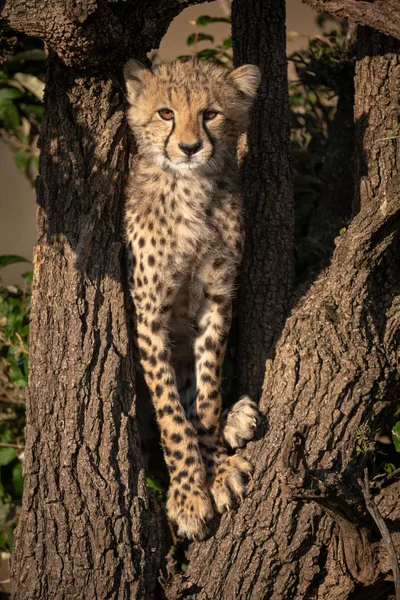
[{"x1": 1, "y1": 15, "x2": 399, "y2": 571}]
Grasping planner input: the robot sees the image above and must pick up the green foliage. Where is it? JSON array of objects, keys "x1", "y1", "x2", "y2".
[
  {"x1": 178, "y1": 15, "x2": 232, "y2": 67},
  {"x1": 290, "y1": 30, "x2": 355, "y2": 99},
  {"x1": 146, "y1": 471, "x2": 166, "y2": 503},
  {"x1": 187, "y1": 33, "x2": 215, "y2": 46},
  {"x1": 289, "y1": 29, "x2": 355, "y2": 274},
  {"x1": 0, "y1": 36, "x2": 45, "y2": 185},
  {"x1": 384, "y1": 462, "x2": 397, "y2": 475},
  {"x1": 392, "y1": 421, "x2": 400, "y2": 453},
  {"x1": 355, "y1": 421, "x2": 372, "y2": 455},
  {"x1": 0, "y1": 256, "x2": 31, "y2": 551}
]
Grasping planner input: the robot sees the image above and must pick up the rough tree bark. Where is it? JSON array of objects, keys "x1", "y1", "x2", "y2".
[
  {"x1": 354, "y1": 27, "x2": 400, "y2": 213},
  {"x1": 163, "y1": 9, "x2": 400, "y2": 600},
  {"x1": 10, "y1": 58, "x2": 166, "y2": 600},
  {"x1": 2, "y1": 1, "x2": 205, "y2": 599},
  {"x1": 297, "y1": 0, "x2": 400, "y2": 43},
  {"x1": 2, "y1": 0, "x2": 399, "y2": 599}
]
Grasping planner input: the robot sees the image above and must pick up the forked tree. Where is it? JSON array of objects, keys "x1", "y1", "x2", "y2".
[{"x1": 1, "y1": 0, "x2": 399, "y2": 598}]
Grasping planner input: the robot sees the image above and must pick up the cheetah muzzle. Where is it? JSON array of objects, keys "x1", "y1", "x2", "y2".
[{"x1": 124, "y1": 58, "x2": 261, "y2": 539}]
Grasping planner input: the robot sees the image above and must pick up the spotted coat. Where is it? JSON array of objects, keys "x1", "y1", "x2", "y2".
[{"x1": 124, "y1": 58, "x2": 260, "y2": 539}]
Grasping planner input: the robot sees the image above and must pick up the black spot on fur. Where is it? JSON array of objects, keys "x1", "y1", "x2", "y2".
[{"x1": 151, "y1": 320, "x2": 161, "y2": 333}]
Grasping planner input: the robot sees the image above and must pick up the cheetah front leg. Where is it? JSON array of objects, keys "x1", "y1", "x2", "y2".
[
  {"x1": 135, "y1": 306, "x2": 213, "y2": 539},
  {"x1": 193, "y1": 288, "x2": 254, "y2": 514}
]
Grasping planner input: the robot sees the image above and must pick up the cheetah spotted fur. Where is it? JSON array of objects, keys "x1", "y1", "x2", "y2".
[{"x1": 124, "y1": 58, "x2": 260, "y2": 539}]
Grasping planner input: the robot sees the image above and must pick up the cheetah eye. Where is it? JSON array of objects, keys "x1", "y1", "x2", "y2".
[
  {"x1": 158, "y1": 108, "x2": 174, "y2": 121},
  {"x1": 203, "y1": 110, "x2": 218, "y2": 121}
]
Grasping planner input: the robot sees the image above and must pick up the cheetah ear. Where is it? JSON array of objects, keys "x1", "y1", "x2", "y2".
[
  {"x1": 124, "y1": 59, "x2": 153, "y2": 103},
  {"x1": 228, "y1": 64, "x2": 261, "y2": 98}
]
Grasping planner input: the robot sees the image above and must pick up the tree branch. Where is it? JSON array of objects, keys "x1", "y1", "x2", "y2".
[
  {"x1": 281, "y1": 428, "x2": 380, "y2": 586},
  {"x1": 281, "y1": 429, "x2": 400, "y2": 591},
  {"x1": 297, "y1": 0, "x2": 400, "y2": 41},
  {"x1": 359, "y1": 469, "x2": 400, "y2": 600},
  {"x1": 1, "y1": 0, "x2": 207, "y2": 66}
]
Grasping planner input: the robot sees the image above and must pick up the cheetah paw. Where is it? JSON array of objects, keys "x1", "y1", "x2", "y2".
[
  {"x1": 167, "y1": 483, "x2": 213, "y2": 540},
  {"x1": 222, "y1": 396, "x2": 259, "y2": 449},
  {"x1": 209, "y1": 454, "x2": 253, "y2": 513}
]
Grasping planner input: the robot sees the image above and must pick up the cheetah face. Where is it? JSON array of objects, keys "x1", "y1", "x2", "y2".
[{"x1": 124, "y1": 59, "x2": 260, "y2": 173}]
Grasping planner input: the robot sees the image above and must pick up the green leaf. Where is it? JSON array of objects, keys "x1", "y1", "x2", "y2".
[
  {"x1": 0, "y1": 255, "x2": 29, "y2": 269},
  {"x1": 187, "y1": 32, "x2": 215, "y2": 46},
  {"x1": 0, "y1": 87, "x2": 23, "y2": 101},
  {"x1": 0, "y1": 100, "x2": 20, "y2": 129},
  {"x1": 392, "y1": 421, "x2": 400, "y2": 452},
  {"x1": 222, "y1": 37, "x2": 232, "y2": 50},
  {"x1": 0, "y1": 429, "x2": 11, "y2": 444},
  {"x1": 0, "y1": 447, "x2": 17, "y2": 466},
  {"x1": 146, "y1": 476, "x2": 164, "y2": 493},
  {"x1": 384, "y1": 463, "x2": 396, "y2": 474},
  {"x1": 196, "y1": 15, "x2": 231, "y2": 26},
  {"x1": 195, "y1": 49, "x2": 220, "y2": 61},
  {"x1": 12, "y1": 461, "x2": 24, "y2": 497}
]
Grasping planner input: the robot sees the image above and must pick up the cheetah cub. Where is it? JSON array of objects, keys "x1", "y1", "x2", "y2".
[{"x1": 124, "y1": 58, "x2": 260, "y2": 539}]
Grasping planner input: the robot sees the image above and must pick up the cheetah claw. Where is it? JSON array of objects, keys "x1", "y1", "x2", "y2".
[{"x1": 222, "y1": 396, "x2": 259, "y2": 449}]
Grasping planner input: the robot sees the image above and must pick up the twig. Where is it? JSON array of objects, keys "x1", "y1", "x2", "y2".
[
  {"x1": 0, "y1": 442, "x2": 24, "y2": 450},
  {"x1": 0, "y1": 395, "x2": 25, "y2": 406},
  {"x1": 359, "y1": 468, "x2": 400, "y2": 600},
  {"x1": 376, "y1": 135, "x2": 400, "y2": 142},
  {"x1": 373, "y1": 467, "x2": 400, "y2": 489}
]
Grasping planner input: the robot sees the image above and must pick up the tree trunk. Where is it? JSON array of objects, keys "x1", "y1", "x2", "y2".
[
  {"x1": 354, "y1": 27, "x2": 400, "y2": 213},
  {"x1": 166, "y1": 13, "x2": 400, "y2": 600},
  {"x1": 4, "y1": 1, "x2": 204, "y2": 598},
  {"x1": 10, "y1": 53, "x2": 166, "y2": 600},
  {"x1": 232, "y1": 0, "x2": 294, "y2": 399},
  {"x1": 3, "y1": 1, "x2": 400, "y2": 599}
]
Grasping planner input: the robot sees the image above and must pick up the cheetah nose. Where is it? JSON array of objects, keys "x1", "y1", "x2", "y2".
[{"x1": 179, "y1": 141, "x2": 202, "y2": 156}]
